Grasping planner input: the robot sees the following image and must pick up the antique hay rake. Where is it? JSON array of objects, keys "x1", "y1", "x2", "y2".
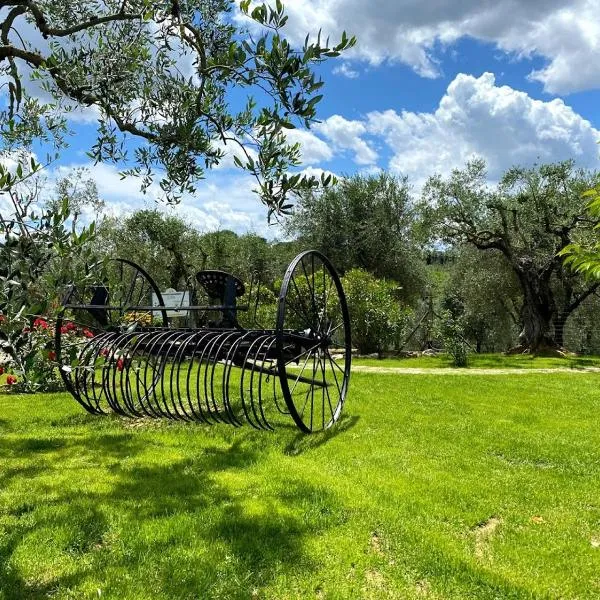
[{"x1": 55, "y1": 251, "x2": 351, "y2": 433}]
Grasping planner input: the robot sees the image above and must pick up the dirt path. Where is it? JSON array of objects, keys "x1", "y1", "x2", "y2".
[{"x1": 351, "y1": 366, "x2": 600, "y2": 375}]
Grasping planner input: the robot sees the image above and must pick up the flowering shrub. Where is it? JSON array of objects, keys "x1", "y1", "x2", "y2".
[
  {"x1": 0, "y1": 314, "x2": 94, "y2": 393},
  {"x1": 121, "y1": 311, "x2": 153, "y2": 328},
  {"x1": 0, "y1": 156, "x2": 99, "y2": 393}
]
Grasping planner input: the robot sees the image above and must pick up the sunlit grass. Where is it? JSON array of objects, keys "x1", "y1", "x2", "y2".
[
  {"x1": 354, "y1": 352, "x2": 600, "y2": 369},
  {"x1": 1, "y1": 371, "x2": 600, "y2": 598}
]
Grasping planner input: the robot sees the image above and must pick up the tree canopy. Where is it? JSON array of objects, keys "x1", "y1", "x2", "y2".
[
  {"x1": 0, "y1": 0, "x2": 354, "y2": 214},
  {"x1": 288, "y1": 172, "x2": 426, "y2": 302},
  {"x1": 422, "y1": 159, "x2": 600, "y2": 351}
]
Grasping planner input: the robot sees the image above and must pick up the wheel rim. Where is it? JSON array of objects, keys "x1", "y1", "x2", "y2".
[
  {"x1": 55, "y1": 258, "x2": 168, "y2": 414},
  {"x1": 276, "y1": 250, "x2": 351, "y2": 433}
]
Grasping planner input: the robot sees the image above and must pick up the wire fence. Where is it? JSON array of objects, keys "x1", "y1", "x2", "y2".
[{"x1": 398, "y1": 294, "x2": 600, "y2": 355}]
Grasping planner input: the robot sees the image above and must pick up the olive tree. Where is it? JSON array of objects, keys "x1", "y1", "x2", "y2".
[
  {"x1": 422, "y1": 160, "x2": 600, "y2": 352},
  {"x1": 0, "y1": 0, "x2": 355, "y2": 214},
  {"x1": 288, "y1": 172, "x2": 427, "y2": 303}
]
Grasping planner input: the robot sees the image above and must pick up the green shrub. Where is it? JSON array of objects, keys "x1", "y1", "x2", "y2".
[
  {"x1": 438, "y1": 310, "x2": 469, "y2": 367},
  {"x1": 341, "y1": 269, "x2": 410, "y2": 356}
]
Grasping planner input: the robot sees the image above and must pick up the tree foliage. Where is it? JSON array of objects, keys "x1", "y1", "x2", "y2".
[
  {"x1": 288, "y1": 172, "x2": 426, "y2": 302},
  {"x1": 341, "y1": 268, "x2": 410, "y2": 355},
  {"x1": 0, "y1": 158, "x2": 98, "y2": 390},
  {"x1": 442, "y1": 246, "x2": 520, "y2": 352},
  {"x1": 560, "y1": 185, "x2": 600, "y2": 278},
  {"x1": 0, "y1": 0, "x2": 354, "y2": 214},
  {"x1": 422, "y1": 159, "x2": 600, "y2": 351}
]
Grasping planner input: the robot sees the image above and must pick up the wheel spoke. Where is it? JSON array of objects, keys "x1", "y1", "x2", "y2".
[
  {"x1": 290, "y1": 275, "x2": 315, "y2": 327},
  {"x1": 289, "y1": 349, "x2": 318, "y2": 396},
  {"x1": 283, "y1": 340, "x2": 322, "y2": 366},
  {"x1": 326, "y1": 352, "x2": 343, "y2": 398},
  {"x1": 300, "y1": 257, "x2": 319, "y2": 326}
]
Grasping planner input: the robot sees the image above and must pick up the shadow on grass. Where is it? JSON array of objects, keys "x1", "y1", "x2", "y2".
[
  {"x1": 0, "y1": 417, "x2": 345, "y2": 598},
  {"x1": 284, "y1": 414, "x2": 360, "y2": 456}
]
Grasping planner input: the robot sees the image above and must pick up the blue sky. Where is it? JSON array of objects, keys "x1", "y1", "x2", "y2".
[{"x1": 3, "y1": 0, "x2": 600, "y2": 236}]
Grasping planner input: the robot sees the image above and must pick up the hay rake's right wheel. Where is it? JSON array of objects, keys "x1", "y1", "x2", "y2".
[{"x1": 276, "y1": 250, "x2": 351, "y2": 433}]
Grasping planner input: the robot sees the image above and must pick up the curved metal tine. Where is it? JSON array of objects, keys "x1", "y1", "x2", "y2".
[
  {"x1": 69, "y1": 331, "x2": 101, "y2": 413},
  {"x1": 324, "y1": 350, "x2": 346, "y2": 423},
  {"x1": 272, "y1": 364, "x2": 288, "y2": 415},
  {"x1": 203, "y1": 331, "x2": 231, "y2": 424},
  {"x1": 170, "y1": 330, "x2": 197, "y2": 421},
  {"x1": 73, "y1": 332, "x2": 113, "y2": 415},
  {"x1": 195, "y1": 331, "x2": 221, "y2": 424},
  {"x1": 81, "y1": 332, "x2": 116, "y2": 415},
  {"x1": 185, "y1": 330, "x2": 215, "y2": 423},
  {"x1": 95, "y1": 333, "x2": 125, "y2": 415},
  {"x1": 222, "y1": 332, "x2": 253, "y2": 427},
  {"x1": 246, "y1": 335, "x2": 268, "y2": 430},
  {"x1": 123, "y1": 330, "x2": 163, "y2": 418},
  {"x1": 166, "y1": 330, "x2": 197, "y2": 421},
  {"x1": 100, "y1": 333, "x2": 122, "y2": 415},
  {"x1": 107, "y1": 332, "x2": 136, "y2": 416},
  {"x1": 240, "y1": 334, "x2": 270, "y2": 429},
  {"x1": 209, "y1": 330, "x2": 245, "y2": 426},
  {"x1": 318, "y1": 350, "x2": 328, "y2": 430},
  {"x1": 155, "y1": 329, "x2": 187, "y2": 420},
  {"x1": 135, "y1": 330, "x2": 169, "y2": 419},
  {"x1": 251, "y1": 335, "x2": 277, "y2": 431},
  {"x1": 320, "y1": 349, "x2": 340, "y2": 429},
  {"x1": 110, "y1": 331, "x2": 135, "y2": 417},
  {"x1": 114, "y1": 331, "x2": 143, "y2": 417},
  {"x1": 259, "y1": 336, "x2": 279, "y2": 429},
  {"x1": 70, "y1": 336, "x2": 98, "y2": 414},
  {"x1": 143, "y1": 329, "x2": 177, "y2": 418},
  {"x1": 118, "y1": 331, "x2": 149, "y2": 418}
]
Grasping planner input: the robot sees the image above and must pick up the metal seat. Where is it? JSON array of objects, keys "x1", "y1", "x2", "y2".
[{"x1": 195, "y1": 270, "x2": 245, "y2": 301}]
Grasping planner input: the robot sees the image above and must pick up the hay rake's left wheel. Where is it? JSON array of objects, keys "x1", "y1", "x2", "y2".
[
  {"x1": 55, "y1": 259, "x2": 168, "y2": 414},
  {"x1": 276, "y1": 250, "x2": 351, "y2": 433}
]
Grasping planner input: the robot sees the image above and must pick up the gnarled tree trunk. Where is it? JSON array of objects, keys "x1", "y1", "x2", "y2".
[{"x1": 514, "y1": 261, "x2": 557, "y2": 351}]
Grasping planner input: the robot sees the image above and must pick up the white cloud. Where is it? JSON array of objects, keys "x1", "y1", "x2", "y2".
[
  {"x1": 315, "y1": 115, "x2": 378, "y2": 165},
  {"x1": 284, "y1": 128, "x2": 334, "y2": 164},
  {"x1": 260, "y1": 0, "x2": 600, "y2": 94},
  {"x1": 47, "y1": 162, "x2": 274, "y2": 235},
  {"x1": 366, "y1": 72, "x2": 600, "y2": 186},
  {"x1": 333, "y1": 63, "x2": 360, "y2": 79}
]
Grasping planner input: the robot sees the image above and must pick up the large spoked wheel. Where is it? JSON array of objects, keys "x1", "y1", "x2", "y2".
[
  {"x1": 276, "y1": 250, "x2": 351, "y2": 433},
  {"x1": 55, "y1": 259, "x2": 168, "y2": 414}
]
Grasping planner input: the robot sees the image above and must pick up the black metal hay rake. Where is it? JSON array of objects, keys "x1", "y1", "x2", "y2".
[{"x1": 55, "y1": 251, "x2": 351, "y2": 433}]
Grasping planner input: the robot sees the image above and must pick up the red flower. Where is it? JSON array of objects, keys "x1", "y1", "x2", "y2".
[
  {"x1": 22, "y1": 327, "x2": 30, "y2": 334},
  {"x1": 0, "y1": 366, "x2": 4, "y2": 375},
  {"x1": 6, "y1": 375, "x2": 17, "y2": 385},
  {"x1": 82, "y1": 329, "x2": 94, "y2": 338},
  {"x1": 116, "y1": 358, "x2": 124, "y2": 372},
  {"x1": 100, "y1": 347, "x2": 109, "y2": 358},
  {"x1": 33, "y1": 318, "x2": 49, "y2": 329},
  {"x1": 66, "y1": 322, "x2": 76, "y2": 331},
  {"x1": 0, "y1": 314, "x2": 5, "y2": 323},
  {"x1": 60, "y1": 326, "x2": 69, "y2": 334},
  {"x1": 48, "y1": 351, "x2": 56, "y2": 361}
]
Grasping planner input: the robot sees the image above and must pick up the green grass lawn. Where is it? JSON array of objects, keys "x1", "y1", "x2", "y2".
[
  {"x1": 1, "y1": 371, "x2": 600, "y2": 599},
  {"x1": 354, "y1": 352, "x2": 600, "y2": 369}
]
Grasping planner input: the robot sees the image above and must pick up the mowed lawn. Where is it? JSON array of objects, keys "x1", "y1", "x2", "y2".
[{"x1": 1, "y1": 371, "x2": 600, "y2": 599}]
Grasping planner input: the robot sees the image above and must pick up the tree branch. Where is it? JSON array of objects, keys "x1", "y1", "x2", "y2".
[
  {"x1": 564, "y1": 282, "x2": 600, "y2": 316},
  {"x1": 23, "y1": 0, "x2": 141, "y2": 38}
]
